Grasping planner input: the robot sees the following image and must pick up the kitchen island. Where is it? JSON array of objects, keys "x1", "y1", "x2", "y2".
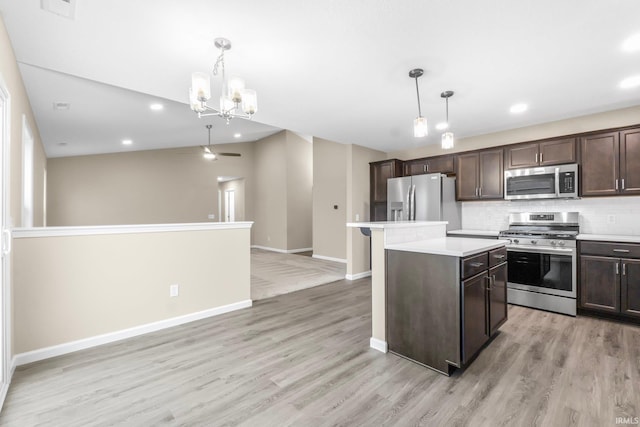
[{"x1": 347, "y1": 221, "x2": 509, "y2": 374}]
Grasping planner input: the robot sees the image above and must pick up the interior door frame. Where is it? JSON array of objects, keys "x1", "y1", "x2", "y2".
[{"x1": 0, "y1": 73, "x2": 13, "y2": 408}]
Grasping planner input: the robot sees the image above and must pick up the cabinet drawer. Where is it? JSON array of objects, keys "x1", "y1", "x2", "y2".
[
  {"x1": 462, "y1": 252, "x2": 489, "y2": 279},
  {"x1": 488, "y1": 247, "x2": 507, "y2": 267},
  {"x1": 580, "y1": 241, "x2": 640, "y2": 259}
]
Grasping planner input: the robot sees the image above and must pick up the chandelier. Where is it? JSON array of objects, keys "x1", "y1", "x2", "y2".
[{"x1": 189, "y1": 38, "x2": 258, "y2": 123}]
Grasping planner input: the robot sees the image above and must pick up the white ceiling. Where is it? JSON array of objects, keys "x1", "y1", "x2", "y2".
[{"x1": 1, "y1": 0, "x2": 640, "y2": 157}]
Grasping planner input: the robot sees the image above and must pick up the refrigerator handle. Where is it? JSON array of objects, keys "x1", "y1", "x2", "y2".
[
  {"x1": 411, "y1": 185, "x2": 416, "y2": 221},
  {"x1": 406, "y1": 185, "x2": 411, "y2": 221}
]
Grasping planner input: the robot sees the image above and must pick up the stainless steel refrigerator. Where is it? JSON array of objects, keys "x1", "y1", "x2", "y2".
[{"x1": 387, "y1": 174, "x2": 461, "y2": 230}]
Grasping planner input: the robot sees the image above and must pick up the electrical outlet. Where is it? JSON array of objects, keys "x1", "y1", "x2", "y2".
[
  {"x1": 169, "y1": 284, "x2": 179, "y2": 297},
  {"x1": 607, "y1": 215, "x2": 616, "y2": 224},
  {"x1": 267, "y1": 236, "x2": 271, "y2": 242},
  {"x1": 355, "y1": 214, "x2": 360, "y2": 221},
  {"x1": 208, "y1": 214, "x2": 215, "y2": 220}
]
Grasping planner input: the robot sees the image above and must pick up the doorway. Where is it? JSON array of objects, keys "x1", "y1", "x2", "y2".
[{"x1": 224, "y1": 190, "x2": 235, "y2": 222}]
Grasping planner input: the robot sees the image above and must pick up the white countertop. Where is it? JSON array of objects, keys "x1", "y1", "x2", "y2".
[
  {"x1": 447, "y1": 229, "x2": 500, "y2": 237},
  {"x1": 346, "y1": 221, "x2": 448, "y2": 229},
  {"x1": 577, "y1": 234, "x2": 640, "y2": 244},
  {"x1": 386, "y1": 237, "x2": 510, "y2": 257}
]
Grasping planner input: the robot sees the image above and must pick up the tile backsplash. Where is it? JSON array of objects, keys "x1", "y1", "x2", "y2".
[{"x1": 461, "y1": 196, "x2": 640, "y2": 235}]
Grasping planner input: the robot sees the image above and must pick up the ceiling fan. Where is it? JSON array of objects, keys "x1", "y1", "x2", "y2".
[{"x1": 202, "y1": 124, "x2": 241, "y2": 160}]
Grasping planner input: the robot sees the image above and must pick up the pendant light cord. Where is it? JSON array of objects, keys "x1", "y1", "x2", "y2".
[{"x1": 414, "y1": 77, "x2": 422, "y2": 118}]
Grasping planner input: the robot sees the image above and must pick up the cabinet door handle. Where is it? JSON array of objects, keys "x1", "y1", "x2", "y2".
[
  {"x1": 493, "y1": 254, "x2": 506, "y2": 260},
  {"x1": 470, "y1": 262, "x2": 484, "y2": 268},
  {"x1": 485, "y1": 275, "x2": 492, "y2": 291},
  {"x1": 613, "y1": 249, "x2": 630, "y2": 253},
  {"x1": 616, "y1": 262, "x2": 620, "y2": 275},
  {"x1": 540, "y1": 152, "x2": 543, "y2": 163},
  {"x1": 622, "y1": 178, "x2": 625, "y2": 190},
  {"x1": 616, "y1": 179, "x2": 619, "y2": 190},
  {"x1": 622, "y1": 263, "x2": 626, "y2": 276},
  {"x1": 479, "y1": 187, "x2": 482, "y2": 197},
  {"x1": 475, "y1": 187, "x2": 478, "y2": 197},
  {"x1": 535, "y1": 153, "x2": 538, "y2": 163},
  {"x1": 423, "y1": 164, "x2": 426, "y2": 172},
  {"x1": 426, "y1": 164, "x2": 429, "y2": 172}
]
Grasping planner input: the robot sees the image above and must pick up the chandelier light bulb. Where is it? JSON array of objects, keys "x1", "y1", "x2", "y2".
[
  {"x1": 227, "y1": 76, "x2": 246, "y2": 103},
  {"x1": 241, "y1": 89, "x2": 258, "y2": 115},
  {"x1": 191, "y1": 72, "x2": 211, "y2": 101}
]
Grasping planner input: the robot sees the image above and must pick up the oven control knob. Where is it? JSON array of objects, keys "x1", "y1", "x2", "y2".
[
  {"x1": 558, "y1": 241, "x2": 566, "y2": 247},
  {"x1": 513, "y1": 239, "x2": 519, "y2": 244},
  {"x1": 550, "y1": 240, "x2": 557, "y2": 246},
  {"x1": 530, "y1": 240, "x2": 537, "y2": 245}
]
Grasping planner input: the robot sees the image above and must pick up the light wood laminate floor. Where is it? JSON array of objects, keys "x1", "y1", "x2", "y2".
[
  {"x1": 1, "y1": 278, "x2": 639, "y2": 426},
  {"x1": 250, "y1": 248, "x2": 345, "y2": 300}
]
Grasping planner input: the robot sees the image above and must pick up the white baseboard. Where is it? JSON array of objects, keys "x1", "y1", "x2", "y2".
[
  {"x1": 251, "y1": 245, "x2": 312, "y2": 254},
  {"x1": 14, "y1": 299, "x2": 253, "y2": 367},
  {"x1": 345, "y1": 271, "x2": 372, "y2": 280},
  {"x1": 312, "y1": 254, "x2": 347, "y2": 264},
  {"x1": 370, "y1": 337, "x2": 388, "y2": 353}
]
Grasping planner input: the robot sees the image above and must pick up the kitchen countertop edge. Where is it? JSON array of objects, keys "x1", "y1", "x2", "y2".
[
  {"x1": 577, "y1": 234, "x2": 640, "y2": 244},
  {"x1": 386, "y1": 237, "x2": 510, "y2": 257}
]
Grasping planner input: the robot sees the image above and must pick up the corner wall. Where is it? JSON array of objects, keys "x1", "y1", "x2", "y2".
[{"x1": 312, "y1": 137, "x2": 347, "y2": 261}]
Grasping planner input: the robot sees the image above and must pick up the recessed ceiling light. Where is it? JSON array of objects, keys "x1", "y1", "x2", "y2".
[
  {"x1": 509, "y1": 103, "x2": 528, "y2": 114},
  {"x1": 620, "y1": 75, "x2": 640, "y2": 89},
  {"x1": 233, "y1": 133, "x2": 242, "y2": 138},
  {"x1": 53, "y1": 102, "x2": 70, "y2": 110},
  {"x1": 217, "y1": 177, "x2": 223, "y2": 181},
  {"x1": 435, "y1": 122, "x2": 449, "y2": 131},
  {"x1": 622, "y1": 34, "x2": 640, "y2": 52},
  {"x1": 149, "y1": 103, "x2": 164, "y2": 111},
  {"x1": 58, "y1": 142, "x2": 68, "y2": 146},
  {"x1": 122, "y1": 139, "x2": 133, "y2": 145}
]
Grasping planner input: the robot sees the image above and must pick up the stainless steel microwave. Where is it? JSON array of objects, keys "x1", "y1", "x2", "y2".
[{"x1": 504, "y1": 163, "x2": 578, "y2": 200}]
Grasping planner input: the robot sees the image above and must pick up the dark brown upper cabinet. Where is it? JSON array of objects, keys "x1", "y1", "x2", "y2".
[
  {"x1": 580, "y1": 127, "x2": 640, "y2": 197},
  {"x1": 403, "y1": 155, "x2": 455, "y2": 176},
  {"x1": 505, "y1": 138, "x2": 576, "y2": 169},
  {"x1": 456, "y1": 149, "x2": 503, "y2": 201},
  {"x1": 369, "y1": 159, "x2": 403, "y2": 221}
]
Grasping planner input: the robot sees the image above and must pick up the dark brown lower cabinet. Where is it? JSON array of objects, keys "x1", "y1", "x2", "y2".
[
  {"x1": 386, "y1": 247, "x2": 508, "y2": 375},
  {"x1": 579, "y1": 241, "x2": 640, "y2": 321},
  {"x1": 463, "y1": 272, "x2": 489, "y2": 364},
  {"x1": 488, "y1": 262, "x2": 508, "y2": 334}
]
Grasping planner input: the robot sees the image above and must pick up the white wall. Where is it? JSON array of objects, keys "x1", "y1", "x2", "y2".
[{"x1": 462, "y1": 196, "x2": 640, "y2": 235}]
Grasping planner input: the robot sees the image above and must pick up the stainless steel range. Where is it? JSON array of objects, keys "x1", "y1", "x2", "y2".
[{"x1": 499, "y1": 212, "x2": 579, "y2": 316}]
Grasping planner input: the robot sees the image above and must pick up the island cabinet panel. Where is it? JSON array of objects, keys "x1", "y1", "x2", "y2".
[
  {"x1": 386, "y1": 250, "x2": 460, "y2": 375},
  {"x1": 370, "y1": 159, "x2": 403, "y2": 221},
  {"x1": 386, "y1": 245, "x2": 508, "y2": 375},
  {"x1": 462, "y1": 272, "x2": 489, "y2": 364},
  {"x1": 579, "y1": 240, "x2": 640, "y2": 321}
]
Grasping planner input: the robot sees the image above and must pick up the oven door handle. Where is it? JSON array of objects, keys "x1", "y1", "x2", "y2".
[
  {"x1": 506, "y1": 245, "x2": 575, "y2": 255},
  {"x1": 554, "y1": 168, "x2": 561, "y2": 197}
]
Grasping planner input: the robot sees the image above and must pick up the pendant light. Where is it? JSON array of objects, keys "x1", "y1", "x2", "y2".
[
  {"x1": 409, "y1": 68, "x2": 428, "y2": 137},
  {"x1": 441, "y1": 91, "x2": 454, "y2": 149}
]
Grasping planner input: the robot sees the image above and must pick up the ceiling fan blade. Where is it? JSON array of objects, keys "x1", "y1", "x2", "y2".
[{"x1": 217, "y1": 152, "x2": 242, "y2": 157}]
